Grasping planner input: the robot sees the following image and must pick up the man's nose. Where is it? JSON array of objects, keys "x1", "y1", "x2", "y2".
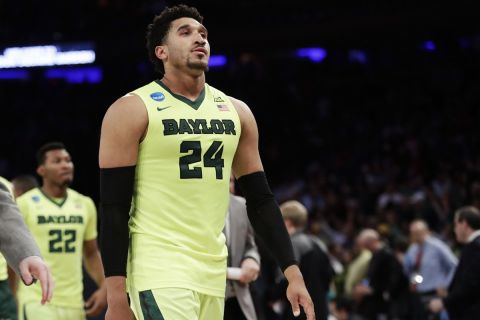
[
  {"x1": 194, "y1": 33, "x2": 206, "y2": 45},
  {"x1": 62, "y1": 161, "x2": 73, "y2": 169}
]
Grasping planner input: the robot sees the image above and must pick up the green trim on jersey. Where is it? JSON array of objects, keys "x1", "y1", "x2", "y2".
[
  {"x1": 155, "y1": 79, "x2": 206, "y2": 110},
  {"x1": 128, "y1": 81, "x2": 241, "y2": 297},
  {"x1": 16, "y1": 188, "x2": 97, "y2": 309},
  {"x1": 38, "y1": 188, "x2": 68, "y2": 208},
  {"x1": 0, "y1": 280, "x2": 17, "y2": 320}
]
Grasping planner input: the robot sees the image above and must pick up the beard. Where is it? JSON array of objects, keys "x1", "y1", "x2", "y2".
[
  {"x1": 187, "y1": 57, "x2": 209, "y2": 72},
  {"x1": 59, "y1": 177, "x2": 73, "y2": 187}
]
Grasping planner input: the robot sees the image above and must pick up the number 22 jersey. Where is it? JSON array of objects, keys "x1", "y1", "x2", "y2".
[{"x1": 16, "y1": 188, "x2": 97, "y2": 308}]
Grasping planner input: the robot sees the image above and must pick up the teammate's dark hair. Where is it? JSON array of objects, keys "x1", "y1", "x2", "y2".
[
  {"x1": 146, "y1": 4, "x2": 203, "y2": 74},
  {"x1": 36, "y1": 142, "x2": 66, "y2": 165},
  {"x1": 455, "y1": 206, "x2": 480, "y2": 230},
  {"x1": 12, "y1": 174, "x2": 39, "y2": 196}
]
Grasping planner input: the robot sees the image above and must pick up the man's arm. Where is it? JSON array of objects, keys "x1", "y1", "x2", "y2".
[
  {"x1": 239, "y1": 205, "x2": 261, "y2": 284},
  {"x1": 99, "y1": 94, "x2": 147, "y2": 320},
  {"x1": 229, "y1": 97, "x2": 315, "y2": 319},
  {"x1": 243, "y1": 215, "x2": 261, "y2": 264},
  {"x1": 402, "y1": 247, "x2": 414, "y2": 275},
  {"x1": 83, "y1": 239, "x2": 107, "y2": 317},
  {"x1": 0, "y1": 183, "x2": 53, "y2": 304},
  {"x1": 438, "y1": 242, "x2": 458, "y2": 285},
  {"x1": 443, "y1": 247, "x2": 480, "y2": 313}
]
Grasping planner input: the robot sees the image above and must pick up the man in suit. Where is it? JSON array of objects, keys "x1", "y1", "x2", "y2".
[
  {"x1": 0, "y1": 177, "x2": 53, "y2": 307},
  {"x1": 429, "y1": 206, "x2": 480, "y2": 319},
  {"x1": 224, "y1": 178, "x2": 261, "y2": 320},
  {"x1": 279, "y1": 200, "x2": 334, "y2": 320},
  {"x1": 353, "y1": 229, "x2": 412, "y2": 320}
]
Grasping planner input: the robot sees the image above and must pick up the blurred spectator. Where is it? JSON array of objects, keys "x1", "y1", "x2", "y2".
[
  {"x1": 279, "y1": 200, "x2": 334, "y2": 320},
  {"x1": 353, "y1": 229, "x2": 412, "y2": 319},
  {"x1": 343, "y1": 235, "x2": 372, "y2": 298},
  {"x1": 403, "y1": 220, "x2": 457, "y2": 317},
  {"x1": 429, "y1": 206, "x2": 480, "y2": 319},
  {"x1": 329, "y1": 296, "x2": 361, "y2": 320}
]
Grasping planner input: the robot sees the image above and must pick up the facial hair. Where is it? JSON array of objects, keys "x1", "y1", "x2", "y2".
[{"x1": 187, "y1": 56, "x2": 209, "y2": 72}]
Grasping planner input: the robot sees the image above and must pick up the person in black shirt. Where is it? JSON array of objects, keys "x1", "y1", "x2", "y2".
[{"x1": 353, "y1": 229, "x2": 412, "y2": 320}]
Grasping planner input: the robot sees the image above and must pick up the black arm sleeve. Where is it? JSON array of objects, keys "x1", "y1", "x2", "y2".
[
  {"x1": 99, "y1": 166, "x2": 135, "y2": 277},
  {"x1": 237, "y1": 171, "x2": 297, "y2": 271}
]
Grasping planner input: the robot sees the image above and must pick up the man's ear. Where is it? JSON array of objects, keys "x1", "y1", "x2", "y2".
[
  {"x1": 36, "y1": 165, "x2": 45, "y2": 177},
  {"x1": 155, "y1": 45, "x2": 167, "y2": 61}
]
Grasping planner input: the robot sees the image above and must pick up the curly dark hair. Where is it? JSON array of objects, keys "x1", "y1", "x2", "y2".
[
  {"x1": 146, "y1": 5, "x2": 204, "y2": 74},
  {"x1": 36, "y1": 141, "x2": 66, "y2": 165}
]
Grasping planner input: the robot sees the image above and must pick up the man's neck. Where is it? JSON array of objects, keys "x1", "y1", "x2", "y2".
[
  {"x1": 41, "y1": 183, "x2": 67, "y2": 198},
  {"x1": 372, "y1": 242, "x2": 384, "y2": 252},
  {"x1": 161, "y1": 71, "x2": 205, "y2": 101},
  {"x1": 419, "y1": 235, "x2": 430, "y2": 245}
]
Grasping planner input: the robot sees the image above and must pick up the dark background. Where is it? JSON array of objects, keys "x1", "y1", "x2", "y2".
[{"x1": 1, "y1": 1, "x2": 480, "y2": 319}]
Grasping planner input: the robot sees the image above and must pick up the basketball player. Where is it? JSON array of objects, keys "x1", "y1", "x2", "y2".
[
  {"x1": 16, "y1": 142, "x2": 106, "y2": 319},
  {"x1": 99, "y1": 5, "x2": 314, "y2": 320}
]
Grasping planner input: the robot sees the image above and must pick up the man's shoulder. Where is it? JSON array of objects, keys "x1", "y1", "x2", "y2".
[
  {"x1": 66, "y1": 188, "x2": 83, "y2": 197},
  {"x1": 471, "y1": 235, "x2": 480, "y2": 249},
  {"x1": 206, "y1": 83, "x2": 228, "y2": 98},
  {"x1": 428, "y1": 236, "x2": 451, "y2": 251},
  {"x1": 291, "y1": 232, "x2": 314, "y2": 250},
  {"x1": 17, "y1": 188, "x2": 40, "y2": 202},
  {"x1": 67, "y1": 189, "x2": 94, "y2": 204},
  {"x1": 131, "y1": 80, "x2": 160, "y2": 94}
]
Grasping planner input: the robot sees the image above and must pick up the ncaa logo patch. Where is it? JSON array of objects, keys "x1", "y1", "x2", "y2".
[
  {"x1": 150, "y1": 92, "x2": 165, "y2": 102},
  {"x1": 32, "y1": 195, "x2": 40, "y2": 203}
]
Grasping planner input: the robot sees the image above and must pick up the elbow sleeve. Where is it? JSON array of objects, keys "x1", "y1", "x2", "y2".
[
  {"x1": 237, "y1": 171, "x2": 297, "y2": 271},
  {"x1": 99, "y1": 166, "x2": 135, "y2": 277}
]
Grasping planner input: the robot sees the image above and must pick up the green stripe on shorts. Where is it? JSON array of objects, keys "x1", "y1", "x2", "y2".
[
  {"x1": 0, "y1": 280, "x2": 17, "y2": 320},
  {"x1": 139, "y1": 290, "x2": 165, "y2": 320}
]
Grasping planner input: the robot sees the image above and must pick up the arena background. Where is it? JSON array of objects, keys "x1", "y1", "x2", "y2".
[{"x1": 1, "y1": 1, "x2": 479, "y2": 319}]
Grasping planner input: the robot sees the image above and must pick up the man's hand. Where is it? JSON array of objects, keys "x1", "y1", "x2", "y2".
[
  {"x1": 284, "y1": 265, "x2": 315, "y2": 320},
  {"x1": 429, "y1": 298, "x2": 444, "y2": 314},
  {"x1": 436, "y1": 287, "x2": 448, "y2": 298},
  {"x1": 239, "y1": 258, "x2": 260, "y2": 285},
  {"x1": 105, "y1": 295, "x2": 135, "y2": 320},
  {"x1": 105, "y1": 276, "x2": 135, "y2": 320},
  {"x1": 19, "y1": 256, "x2": 53, "y2": 304},
  {"x1": 85, "y1": 284, "x2": 107, "y2": 317},
  {"x1": 352, "y1": 283, "x2": 372, "y2": 301}
]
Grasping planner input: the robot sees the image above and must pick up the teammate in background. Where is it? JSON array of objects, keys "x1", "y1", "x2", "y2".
[
  {"x1": 99, "y1": 4, "x2": 314, "y2": 320},
  {"x1": 0, "y1": 177, "x2": 53, "y2": 320},
  {"x1": 12, "y1": 175, "x2": 39, "y2": 199},
  {"x1": 16, "y1": 142, "x2": 106, "y2": 319}
]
